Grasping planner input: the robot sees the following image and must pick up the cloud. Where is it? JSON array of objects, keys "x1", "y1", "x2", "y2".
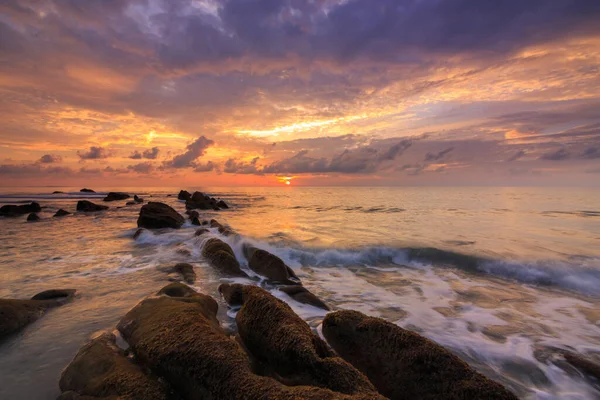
[
  {"x1": 127, "y1": 162, "x2": 154, "y2": 174},
  {"x1": 194, "y1": 161, "x2": 216, "y2": 172},
  {"x1": 540, "y1": 148, "x2": 570, "y2": 161},
  {"x1": 39, "y1": 154, "x2": 63, "y2": 163},
  {"x1": 582, "y1": 146, "x2": 600, "y2": 159},
  {"x1": 224, "y1": 157, "x2": 261, "y2": 174},
  {"x1": 129, "y1": 147, "x2": 160, "y2": 160},
  {"x1": 77, "y1": 146, "x2": 111, "y2": 160},
  {"x1": 507, "y1": 150, "x2": 526, "y2": 162},
  {"x1": 424, "y1": 147, "x2": 454, "y2": 162},
  {"x1": 163, "y1": 136, "x2": 214, "y2": 168}
]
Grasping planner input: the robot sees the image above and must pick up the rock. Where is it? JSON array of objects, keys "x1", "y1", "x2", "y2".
[
  {"x1": 219, "y1": 284, "x2": 377, "y2": 395},
  {"x1": 53, "y1": 191, "x2": 64, "y2": 194},
  {"x1": 564, "y1": 352, "x2": 600, "y2": 381},
  {"x1": 27, "y1": 213, "x2": 40, "y2": 222},
  {"x1": 322, "y1": 310, "x2": 518, "y2": 400},
  {"x1": 0, "y1": 202, "x2": 42, "y2": 217},
  {"x1": 80, "y1": 188, "x2": 95, "y2": 193},
  {"x1": 191, "y1": 191, "x2": 206, "y2": 202},
  {"x1": 202, "y1": 238, "x2": 248, "y2": 277},
  {"x1": 191, "y1": 217, "x2": 201, "y2": 226},
  {"x1": 77, "y1": 201, "x2": 109, "y2": 212},
  {"x1": 54, "y1": 209, "x2": 71, "y2": 217},
  {"x1": 134, "y1": 195, "x2": 143, "y2": 203},
  {"x1": 279, "y1": 286, "x2": 329, "y2": 310},
  {"x1": 177, "y1": 190, "x2": 191, "y2": 201},
  {"x1": 163, "y1": 263, "x2": 196, "y2": 284},
  {"x1": 126, "y1": 201, "x2": 136, "y2": 206},
  {"x1": 195, "y1": 228, "x2": 209, "y2": 237},
  {"x1": 210, "y1": 219, "x2": 235, "y2": 236},
  {"x1": 137, "y1": 202, "x2": 184, "y2": 229},
  {"x1": 187, "y1": 210, "x2": 200, "y2": 220},
  {"x1": 59, "y1": 332, "x2": 169, "y2": 400},
  {"x1": 217, "y1": 200, "x2": 229, "y2": 209},
  {"x1": 103, "y1": 192, "x2": 130, "y2": 202},
  {"x1": 116, "y1": 284, "x2": 373, "y2": 400},
  {"x1": 133, "y1": 228, "x2": 145, "y2": 240},
  {"x1": 243, "y1": 245, "x2": 300, "y2": 285},
  {"x1": 0, "y1": 289, "x2": 76, "y2": 340}
]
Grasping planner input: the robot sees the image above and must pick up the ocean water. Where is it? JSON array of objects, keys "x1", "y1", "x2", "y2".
[{"x1": 0, "y1": 186, "x2": 599, "y2": 399}]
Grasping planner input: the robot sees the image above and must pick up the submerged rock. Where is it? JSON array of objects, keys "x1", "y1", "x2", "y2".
[
  {"x1": 59, "y1": 332, "x2": 169, "y2": 400},
  {"x1": 0, "y1": 289, "x2": 76, "y2": 340},
  {"x1": 126, "y1": 201, "x2": 136, "y2": 206},
  {"x1": 103, "y1": 192, "x2": 130, "y2": 202},
  {"x1": 279, "y1": 286, "x2": 329, "y2": 310},
  {"x1": 191, "y1": 217, "x2": 201, "y2": 226},
  {"x1": 322, "y1": 310, "x2": 518, "y2": 400},
  {"x1": 195, "y1": 228, "x2": 209, "y2": 237},
  {"x1": 133, "y1": 228, "x2": 145, "y2": 240},
  {"x1": 54, "y1": 209, "x2": 71, "y2": 217},
  {"x1": 219, "y1": 284, "x2": 376, "y2": 395},
  {"x1": 27, "y1": 213, "x2": 40, "y2": 222},
  {"x1": 187, "y1": 210, "x2": 200, "y2": 220},
  {"x1": 0, "y1": 202, "x2": 41, "y2": 217},
  {"x1": 564, "y1": 352, "x2": 600, "y2": 382},
  {"x1": 52, "y1": 191, "x2": 64, "y2": 194},
  {"x1": 216, "y1": 200, "x2": 229, "y2": 209},
  {"x1": 202, "y1": 238, "x2": 248, "y2": 277},
  {"x1": 243, "y1": 245, "x2": 300, "y2": 285},
  {"x1": 134, "y1": 195, "x2": 144, "y2": 203},
  {"x1": 77, "y1": 200, "x2": 109, "y2": 212},
  {"x1": 80, "y1": 188, "x2": 95, "y2": 193},
  {"x1": 210, "y1": 219, "x2": 235, "y2": 236},
  {"x1": 177, "y1": 190, "x2": 191, "y2": 201},
  {"x1": 162, "y1": 263, "x2": 196, "y2": 284},
  {"x1": 116, "y1": 284, "x2": 375, "y2": 400},
  {"x1": 137, "y1": 202, "x2": 184, "y2": 229}
]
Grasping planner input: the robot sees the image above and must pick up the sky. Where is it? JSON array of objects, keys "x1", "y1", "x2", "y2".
[{"x1": 1, "y1": 0, "x2": 600, "y2": 187}]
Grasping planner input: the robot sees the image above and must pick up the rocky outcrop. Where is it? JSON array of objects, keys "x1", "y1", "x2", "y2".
[
  {"x1": 243, "y1": 245, "x2": 300, "y2": 285},
  {"x1": 77, "y1": 201, "x2": 109, "y2": 212},
  {"x1": 115, "y1": 284, "x2": 379, "y2": 400},
  {"x1": 322, "y1": 310, "x2": 518, "y2": 400},
  {"x1": 210, "y1": 219, "x2": 234, "y2": 236},
  {"x1": 184, "y1": 192, "x2": 229, "y2": 211},
  {"x1": 219, "y1": 284, "x2": 376, "y2": 395},
  {"x1": 564, "y1": 352, "x2": 600, "y2": 382},
  {"x1": 187, "y1": 210, "x2": 199, "y2": 220},
  {"x1": 195, "y1": 228, "x2": 209, "y2": 237},
  {"x1": 137, "y1": 202, "x2": 184, "y2": 229},
  {"x1": 279, "y1": 286, "x2": 329, "y2": 310},
  {"x1": 191, "y1": 217, "x2": 201, "y2": 226},
  {"x1": 202, "y1": 239, "x2": 248, "y2": 277},
  {"x1": 27, "y1": 213, "x2": 40, "y2": 222},
  {"x1": 177, "y1": 190, "x2": 191, "y2": 201},
  {"x1": 216, "y1": 200, "x2": 229, "y2": 209},
  {"x1": 161, "y1": 263, "x2": 196, "y2": 284},
  {"x1": 52, "y1": 191, "x2": 64, "y2": 194},
  {"x1": 54, "y1": 209, "x2": 71, "y2": 217},
  {"x1": 0, "y1": 202, "x2": 41, "y2": 217},
  {"x1": 103, "y1": 192, "x2": 130, "y2": 202},
  {"x1": 59, "y1": 332, "x2": 169, "y2": 400},
  {"x1": 0, "y1": 289, "x2": 76, "y2": 340},
  {"x1": 134, "y1": 195, "x2": 144, "y2": 203},
  {"x1": 80, "y1": 188, "x2": 95, "y2": 193}
]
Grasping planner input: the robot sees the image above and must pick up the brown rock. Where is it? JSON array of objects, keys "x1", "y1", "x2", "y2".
[
  {"x1": 54, "y1": 209, "x2": 71, "y2": 217},
  {"x1": 177, "y1": 190, "x2": 191, "y2": 201},
  {"x1": 0, "y1": 202, "x2": 42, "y2": 217},
  {"x1": 219, "y1": 284, "x2": 376, "y2": 395},
  {"x1": 80, "y1": 188, "x2": 95, "y2": 193},
  {"x1": 134, "y1": 195, "x2": 144, "y2": 203},
  {"x1": 279, "y1": 286, "x2": 329, "y2": 310},
  {"x1": 322, "y1": 310, "x2": 518, "y2": 400},
  {"x1": 202, "y1": 238, "x2": 248, "y2": 277},
  {"x1": 165, "y1": 263, "x2": 196, "y2": 284},
  {"x1": 133, "y1": 228, "x2": 145, "y2": 240},
  {"x1": 243, "y1": 245, "x2": 300, "y2": 285},
  {"x1": 216, "y1": 200, "x2": 229, "y2": 209},
  {"x1": 564, "y1": 352, "x2": 600, "y2": 381},
  {"x1": 27, "y1": 213, "x2": 40, "y2": 222},
  {"x1": 137, "y1": 202, "x2": 184, "y2": 229},
  {"x1": 103, "y1": 192, "x2": 130, "y2": 202},
  {"x1": 195, "y1": 228, "x2": 209, "y2": 237},
  {"x1": 77, "y1": 201, "x2": 109, "y2": 212}
]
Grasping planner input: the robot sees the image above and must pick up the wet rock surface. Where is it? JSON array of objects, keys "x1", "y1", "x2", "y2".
[
  {"x1": 161, "y1": 263, "x2": 196, "y2": 284},
  {"x1": 54, "y1": 209, "x2": 71, "y2": 217},
  {"x1": 27, "y1": 213, "x2": 40, "y2": 222},
  {"x1": 137, "y1": 202, "x2": 184, "y2": 229},
  {"x1": 0, "y1": 202, "x2": 41, "y2": 217},
  {"x1": 322, "y1": 310, "x2": 518, "y2": 400},
  {"x1": 0, "y1": 289, "x2": 76, "y2": 340},
  {"x1": 103, "y1": 192, "x2": 130, "y2": 202},
  {"x1": 77, "y1": 201, "x2": 109, "y2": 212},
  {"x1": 79, "y1": 188, "x2": 95, "y2": 193},
  {"x1": 202, "y1": 238, "x2": 248, "y2": 277},
  {"x1": 244, "y1": 245, "x2": 300, "y2": 285},
  {"x1": 219, "y1": 284, "x2": 376, "y2": 395},
  {"x1": 278, "y1": 286, "x2": 329, "y2": 310}
]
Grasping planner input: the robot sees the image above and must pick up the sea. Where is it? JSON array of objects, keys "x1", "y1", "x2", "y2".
[{"x1": 0, "y1": 186, "x2": 599, "y2": 399}]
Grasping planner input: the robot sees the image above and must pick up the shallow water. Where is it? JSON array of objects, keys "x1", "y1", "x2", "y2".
[{"x1": 0, "y1": 186, "x2": 599, "y2": 399}]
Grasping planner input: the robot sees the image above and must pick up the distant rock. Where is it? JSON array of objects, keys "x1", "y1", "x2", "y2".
[
  {"x1": 0, "y1": 202, "x2": 41, "y2": 217},
  {"x1": 322, "y1": 310, "x2": 518, "y2": 400},
  {"x1": 195, "y1": 228, "x2": 210, "y2": 236},
  {"x1": 0, "y1": 289, "x2": 76, "y2": 340},
  {"x1": 126, "y1": 201, "x2": 136, "y2": 206},
  {"x1": 279, "y1": 286, "x2": 329, "y2": 310},
  {"x1": 217, "y1": 200, "x2": 229, "y2": 209},
  {"x1": 134, "y1": 195, "x2": 144, "y2": 203},
  {"x1": 177, "y1": 190, "x2": 191, "y2": 201},
  {"x1": 76, "y1": 200, "x2": 108, "y2": 212},
  {"x1": 54, "y1": 209, "x2": 71, "y2": 217},
  {"x1": 103, "y1": 192, "x2": 130, "y2": 202},
  {"x1": 58, "y1": 332, "x2": 169, "y2": 400},
  {"x1": 27, "y1": 213, "x2": 40, "y2": 222},
  {"x1": 52, "y1": 191, "x2": 64, "y2": 194},
  {"x1": 243, "y1": 245, "x2": 300, "y2": 285},
  {"x1": 79, "y1": 188, "x2": 95, "y2": 193},
  {"x1": 188, "y1": 210, "x2": 200, "y2": 220},
  {"x1": 137, "y1": 202, "x2": 184, "y2": 229},
  {"x1": 163, "y1": 263, "x2": 196, "y2": 284},
  {"x1": 202, "y1": 238, "x2": 248, "y2": 277},
  {"x1": 191, "y1": 217, "x2": 201, "y2": 226},
  {"x1": 219, "y1": 284, "x2": 376, "y2": 395}
]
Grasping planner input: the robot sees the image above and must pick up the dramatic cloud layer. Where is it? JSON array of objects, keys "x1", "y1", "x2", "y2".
[{"x1": 0, "y1": 0, "x2": 599, "y2": 186}]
